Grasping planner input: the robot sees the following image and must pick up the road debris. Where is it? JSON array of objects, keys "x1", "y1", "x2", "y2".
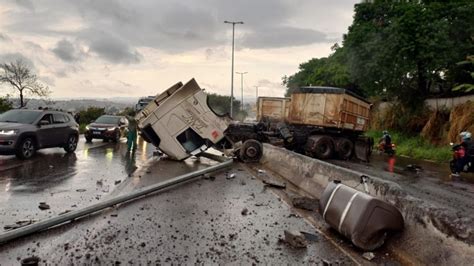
[
  {"x1": 115, "y1": 180, "x2": 122, "y2": 185},
  {"x1": 362, "y1": 252, "x2": 375, "y2": 261},
  {"x1": 291, "y1": 196, "x2": 319, "y2": 211},
  {"x1": 96, "y1": 180, "x2": 103, "y2": 186},
  {"x1": 153, "y1": 150, "x2": 163, "y2": 157},
  {"x1": 405, "y1": 164, "x2": 423, "y2": 172},
  {"x1": 300, "y1": 231, "x2": 319, "y2": 242},
  {"x1": 20, "y1": 256, "x2": 40, "y2": 266},
  {"x1": 226, "y1": 173, "x2": 236, "y2": 179},
  {"x1": 283, "y1": 230, "x2": 308, "y2": 248},
  {"x1": 38, "y1": 202, "x2": 50, "y2": 210},
  {"x1": 4, "y1": 220, "x2": 36, "y2": 231},
  {"x1": 76, "y1": 189, "x2": 86, "y2": 192},
  {"x1": 262, "y1": 178, "x2": 286, "y2": 189},
  {"x1": 241, "y1": 208, "x2": 249, "y2": 216}
]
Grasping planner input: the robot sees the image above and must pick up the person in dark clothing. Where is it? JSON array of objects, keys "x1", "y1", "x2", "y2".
[
  {"x1": 379, "y1": 130, "x2": 392, "y2": 149},
  {"x1": 126, "y1": 115, "x2": 138, "y2": 152},
  {"x1": 74, "y1": 113, "x2": 81, "y2": 124},
  {"x1": 452, "y1": 131, "x2": 473, "y2": 177}
]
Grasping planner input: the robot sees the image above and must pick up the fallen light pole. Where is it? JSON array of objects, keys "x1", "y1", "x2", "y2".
[{"x1": 0, "y1": 159, "x2": 233, "y2": 244}]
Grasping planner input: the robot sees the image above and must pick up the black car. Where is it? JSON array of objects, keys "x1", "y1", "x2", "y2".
[
  {"x1": 0, "y1": 109, "x2": 79, "y2": 159},
  {"x1": 85, "y1": 115, "x2": 128, "y2": 142}
]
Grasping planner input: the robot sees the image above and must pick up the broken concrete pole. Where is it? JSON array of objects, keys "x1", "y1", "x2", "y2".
[
  {"x1": 291, "y1": 196, "x2": 319, "y2": 211},
  {"x1": 284, "y1": 230, "x2": 308, "y2": 248}
]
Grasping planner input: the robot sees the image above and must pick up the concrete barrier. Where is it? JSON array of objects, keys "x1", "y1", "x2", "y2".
[{"x1": 260, "y1": 144, "x2": 474, "y2": 264}]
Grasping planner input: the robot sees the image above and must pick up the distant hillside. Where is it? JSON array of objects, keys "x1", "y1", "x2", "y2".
[{"x1": 9, "y1": 98, "x2": 134, "y2": 114}]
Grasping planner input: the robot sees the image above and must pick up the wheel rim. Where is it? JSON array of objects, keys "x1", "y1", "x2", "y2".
[
  {"x1": 22, "y1": 140, "x2": 34, "y2": 157},
  {"x1": 245, "y1": 146, "x2": 258, "y2": 158},
  {"x1": 68, "y1": 136, "x2": 77, "y2": 150}
]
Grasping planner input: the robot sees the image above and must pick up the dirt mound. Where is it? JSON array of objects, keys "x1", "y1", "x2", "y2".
[
  {"x1": 448, "y1": 101, "x2": 474, "y2": 143},
  {"x1": 421, "y1": 109, "x2": 450, "y2": 144}
]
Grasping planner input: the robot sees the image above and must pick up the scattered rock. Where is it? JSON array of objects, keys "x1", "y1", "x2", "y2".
[
  {"x1": 21, "y1": 256, "x2": 40, "y2": 266},
  {"x1": 96, "y1": 180, "x2": 103, "y2": 186},
  {"x1": 321, "y1": 259, "x2": 331, "y2": 266},
  {"x1": 48, "y1": 165, "x2": 54, "y2": 169},
  {"x1": 146, "y1": 169, "x2": 152, "y2": 174},
  {"x1": 240, "y1": 180, "x2": 246, "y2": 185},
  {"x1": 38, "y1": 202, "x2": 50, "y2": 210},
  {"x1": 226, "y1": 173, "x2": 236, "y2": 180},
  {"x1": 114, "y1": 180, "x2": 122, "y2": 185},
  {"x1": 362, "y1": 252, "x2": 375, "y2": 261},
  {"x1": 76, "y1": 189, "x2": 86, "y2": 192},
  {"x1": 291, "y1": 196, "x2": 319, "y2": 211},
  {"x1": 300, "y1": 231, "x2": 319, "y2": 242},
  {"x1": 262, "y1": 178, "x2": 286, "y2": 189},
  {"x1": 405, "y1": 164, "x2": 423, "y2": 172},
  {"x1": 284, "y1": 230, "x2": 308, "y2": 248},
  {"x1": 111, "y1": 214, "x2": 118, "y2": 217},
  {"x1": 241, "y1": 208, "x2": 249, "y2": 216}
]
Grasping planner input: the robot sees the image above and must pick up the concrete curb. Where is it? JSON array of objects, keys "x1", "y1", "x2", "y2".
[{"x1": 260, "y1": 144, "x2": 474, "y2": 264}]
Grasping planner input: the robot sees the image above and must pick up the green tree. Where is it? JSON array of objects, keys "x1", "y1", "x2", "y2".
[
  {"x1": 343, "y1": 1, "x2": 474, "y2": 110},
  {"x1": 0, "y1": 59, "x2": 50, "y2": 108},
  {"x1": 283, "y1": 45, "x2": 356, "y2": 96},
  {"x1": 0, "y1": 97, "x2": 12, "y2": 113},
  {"x1": 207, "y1": 93, "x2": 242, "y2": 118},
  {"x1": 453, "y1": 55, "x2": 474, "y2": 92},
  {"x1": 78, "y1": 107, "x2": 105, "y2": 125}
]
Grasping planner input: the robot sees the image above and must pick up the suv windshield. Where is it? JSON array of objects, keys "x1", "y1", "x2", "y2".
[
  {"x1": 95, "y1": 116, "x2": 120, "y2": 124},
  {"x1": 0, "y1": 110, "x2": 42, "y2": 124}
]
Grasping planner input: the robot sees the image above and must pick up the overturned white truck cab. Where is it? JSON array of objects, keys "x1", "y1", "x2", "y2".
[{"x1": 135, "y1": 79, "x2": 232, "y2": 160}]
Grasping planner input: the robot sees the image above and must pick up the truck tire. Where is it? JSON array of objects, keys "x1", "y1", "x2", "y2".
[
  {"x1": 335, "y1": 138, "x2": 353, "y2": 160},
  {"x1": 305, "y1": 135, "x2": 334, "y2": 159},
  {"x1": 240, "y1": 139, "x2": 263, "y2": 163}
]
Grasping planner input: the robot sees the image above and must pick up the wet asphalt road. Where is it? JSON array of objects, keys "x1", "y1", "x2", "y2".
[
  {"x1": 0, "y1": 158, "x2": 364, "y2": 265},
  {"x1": 0, "y1": 136, "x2": 155, "y2": 229},
  {"x1": 329, "y1": 154, "x2": 474, "y2": 218}
]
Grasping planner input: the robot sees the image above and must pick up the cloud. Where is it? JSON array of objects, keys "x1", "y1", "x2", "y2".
[
  {"x1": 15, "y1": 0, "x2": 35, "y2": 11},
  {"x1": 51, "y1": 39, "x2": 83, "y2": 62},
  {"x1": 85, "y1": 30, "x2": 142, "y2": 64},
  {"x1": 241, "y1": 26, "x2": 331, "y2": 48},
  {"x1": 0, "y1": 52, "x2": 36, "y2": 70}
]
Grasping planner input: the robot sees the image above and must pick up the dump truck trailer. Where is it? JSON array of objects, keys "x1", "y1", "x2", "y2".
[{"x1": 256, "y1": 87, "x2": 373, "y2": 161}]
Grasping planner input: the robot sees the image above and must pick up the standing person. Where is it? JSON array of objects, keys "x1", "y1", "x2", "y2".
[
  {"x1": 126, "y1": 115, "x2": 138, "y2": 152},
  {"x1": 74, "y1": 112, "x2": 81, "y2": 124}
]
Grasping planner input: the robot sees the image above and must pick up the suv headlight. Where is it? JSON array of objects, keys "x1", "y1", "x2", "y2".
[
  {"x1": 85, "y1": 125, "x2": 90, "y2": 130},
  {"x1": 0, "y1": 129, "x2": 19, "y2": 135},
  {"x1": 107, "y1": 127, "x2": 116, "y2": 131}
]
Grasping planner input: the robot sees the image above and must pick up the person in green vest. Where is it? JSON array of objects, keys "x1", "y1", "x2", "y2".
[{"x1": 126, "y1": 115, "x2": 138, "y2": 152}]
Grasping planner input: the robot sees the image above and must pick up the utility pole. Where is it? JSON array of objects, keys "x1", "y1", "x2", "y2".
[
  {"x1": 236, "y1": 71, "x2": 247, "y2": 111},
  {"x1": 254, "y1": 86, "x2": 259, "y2": 99},
  {"x1": 224, "y1": 20, "x2": 244, "y2": 117}
]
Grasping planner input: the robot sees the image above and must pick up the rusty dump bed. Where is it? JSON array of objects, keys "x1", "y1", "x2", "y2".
[
  {"x1": 289, "y1": 87, "x2": 371, "y2": 132},
  {"x1": 256, "y1": 97, "x2": 291, "y2": 122}
]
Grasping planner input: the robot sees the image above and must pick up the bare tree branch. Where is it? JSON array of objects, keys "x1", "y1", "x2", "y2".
[{"x1": 0, "y1": 59, "x2": 50, "y2": 107}]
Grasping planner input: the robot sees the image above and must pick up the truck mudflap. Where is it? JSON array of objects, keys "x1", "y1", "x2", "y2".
[
  {"x1": 319, "y1": 181, "x2": 404, "y2": 251},
  {"x1": 354, "y1": 136, "x2": 373, "y2": 162}
]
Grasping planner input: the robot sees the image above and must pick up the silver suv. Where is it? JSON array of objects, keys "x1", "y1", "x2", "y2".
[{"x1": 0, "y1": 109, "x2": 79, "y2": 159}]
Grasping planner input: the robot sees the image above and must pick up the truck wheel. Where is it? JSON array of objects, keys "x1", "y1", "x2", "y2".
[
  {"x1": 336, "y1": 138, "x2": 353, "y2": 160},
  {"x1": 305, "y1": 135, "x2": 334, "y2": 159},
  {"x1": 240, "y1": 139, "x2": 263, "y2": 163}
]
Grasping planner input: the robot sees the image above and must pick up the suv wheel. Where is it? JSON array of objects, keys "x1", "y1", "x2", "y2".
[
  {"x1": 16, "y1": 137, "x2": 36, "y2": 159},
  {"x1": 64, "y1": 135, "x2": 78, "y2": 153}
]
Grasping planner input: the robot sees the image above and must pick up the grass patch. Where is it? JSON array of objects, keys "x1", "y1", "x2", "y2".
[{"x1": 366, "y1": 130, "x2": 452, "y2": 162}]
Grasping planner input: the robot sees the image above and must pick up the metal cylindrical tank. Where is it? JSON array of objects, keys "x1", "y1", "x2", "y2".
[{"x1": 319, "y1": 181, "x2": 404, "y2": 251}]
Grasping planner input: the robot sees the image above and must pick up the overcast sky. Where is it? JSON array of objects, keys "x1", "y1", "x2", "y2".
[{"x1": 0, "y1": 0, "x2": 358, "y2": 100}]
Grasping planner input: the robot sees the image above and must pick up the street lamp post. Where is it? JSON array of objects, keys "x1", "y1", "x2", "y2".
[
  {"x1": 236, "y1": 71, "x2": 247, "y2": 111},
  {"x1": 254, "y1": 85, "x2": 259, "y2": 99},
  {"x1": 224, "y1": 20, "x2": 243, "y2": 117}
]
